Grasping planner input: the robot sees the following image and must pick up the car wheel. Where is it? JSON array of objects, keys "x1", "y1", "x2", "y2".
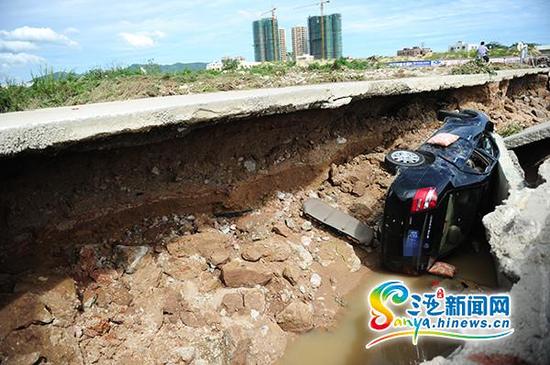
[{"x1": 384, "y1": 150, "x2": 426, "y2": 173}]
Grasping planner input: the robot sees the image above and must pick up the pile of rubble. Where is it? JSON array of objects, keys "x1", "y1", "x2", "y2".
[{"x1": 0, "y1": 184, "x2": 379, "y2": 364}]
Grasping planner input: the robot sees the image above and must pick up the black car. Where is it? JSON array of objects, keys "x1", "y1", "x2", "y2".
[{"x1": 381, "y1": 109, "x2": 499, "y2": 275}]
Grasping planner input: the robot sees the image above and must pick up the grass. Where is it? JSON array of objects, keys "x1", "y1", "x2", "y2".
[
  {"x1": 0, "y1": 54, "x2": 532, "y2": 113},
  {"x1": 0, "y1": 60, "x2": 386, "y2": 113},
  {"x1": 450, "y1": 60, "x2": 497, "y2": 75},
  {"x1": 499, "y1": 122, "x2": 523, "y2": 137}
]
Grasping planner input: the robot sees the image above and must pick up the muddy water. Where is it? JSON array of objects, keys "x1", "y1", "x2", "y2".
[{"x1": 279, "y1": 235, "x2": 497, "y2": 365}]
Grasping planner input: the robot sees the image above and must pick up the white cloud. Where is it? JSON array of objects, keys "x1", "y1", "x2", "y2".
[
  {"x1": 0, "y1": 40, "x2": 37, "y2": 53},
  {"x1": 0, "y1": 52, "x2": 46, "y2": 67},
  {"x1": 64, "y1": 27, "x2": 80, "y2": 35},
  {"x1": 119, "y1": 31, "x2": 165, "y2": 48},
  {"x1": 0, "y1": 26, "x2": 78, "y2": 47}
]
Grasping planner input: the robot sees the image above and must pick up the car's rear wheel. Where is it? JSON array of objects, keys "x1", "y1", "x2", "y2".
[{"x1": 385, "y1": 150, "x2": 426, "y2": 173}]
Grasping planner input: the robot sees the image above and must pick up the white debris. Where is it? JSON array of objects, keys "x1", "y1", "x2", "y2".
[
  {"x1": 336, "y1": 136, "x2": 347, "y2": 144},
  {"x1": 250, "y1": 309, "x2": 260, "y2": 320},
  {"x1": 244, "y1": 159, "x2": 257, "y2": 172},
  {"x1": 301, "y1": 236, "x2": 312, "y2": 246},
  {"x1": 310, "y1": 273, "x2": 322, "y2": 288},
  {"x1": 301, "y1": 221, "x2": 313, "y2": 231}
]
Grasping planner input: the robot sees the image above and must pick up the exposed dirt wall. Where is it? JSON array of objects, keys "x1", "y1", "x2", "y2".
[{"x1": 0, "y1": 73, "x2": 548, "y2": 364}]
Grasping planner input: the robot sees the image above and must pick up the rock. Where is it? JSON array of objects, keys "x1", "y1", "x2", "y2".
[
  {"x1": 241, "y1": 238, "x2": 291, "y2": 263},
  {"x1": 272, "y1": 223, "x2": 292, "y2": 238},
  {"x1": 2, "y1": 352, "x2": 43, "y2": 365},
  {"x1": 174, "y1": 347, "x2": 196, "y2": 364},
  {"x1": 300, "y1": 236, "x2": 312, "y2": 246},
  {"x1": 162, "y1": 288, "x2": 184, "y2": 315},
  {"x1": 0, "y1": 325, "x2": 82, "y2": 364},
  {"x1": 283, "y1": 266, "x2": 300, "y2": 286},
  {"x1": 428, "y1": 261, "x2": 456, "y2": 278},
  {"x1": 275, "y1": 301, "x2": 314, "y2": 333},
  {"x1": 339, "y1": 242, "x2": 362, "y2": 272},
  {"x1": 236, "y1": 213, "x2": 271, "y2": 241},
  {"x1": 285, "y1": 218, "x2": 296, "y2": 230},
  {"x1": 222, "y1": 325, "x2": 252, "y2": 364},
  {"x1": 351, "y1": 181, "x2": 367, "y2": 197},
  {"x1": 0, "y1": 293, "x2": 54, "y2": 340},
  {"x1": 241, "y1": 245, "x2": 263, "y2": 262},
  {"x1": 162, "y1": 257, "x2": 204, "y2": 281},
  {"x1": 310, "y1": 273, "x2": 322, "y2": 288},
  {"x1": 504, "y1": 104, "x2": 516, "y2": 113},
  {"x1": 244, "y1": 159, "x2": 257, "y2": 172},
  {"x1": 151, "y1": 166, "x2": 160, "y2": 175},
  {"x1": 166, "y1": 231, "x2": 230, "y2": 267},
  {"x1": 221, "y1": 292, "x2": 244, "y2": 313},
  {"x1": 221, "y1": 261, "x2": 272, "y2": 288},
  {"x1": 248, "y1": 319, "x2": 288, "y2": 364},
  {"x1": 209, "y1": 251, "x2": 230, "y2": 267},
  {"x1": 531, "y1": 108, "x2": 545, "y2": 118},
  {"x1": 301, "y1": 221, "x2": 313, "y2": 231},
  {"x1": 243, "y1": 289, "x2": 266, "y2": 313},
  {"x1": 83, "y1": 316, "x2": 111, "y2": 337},
  {"x1": 336, "y1": 136, "x2": 347, "y2": 144},
  {"x1": 292, "y1": 244, "x2": 313, "y2": 270},
  {"x1": 115, "y1": 245, "x2": 150, "y2": 274}
]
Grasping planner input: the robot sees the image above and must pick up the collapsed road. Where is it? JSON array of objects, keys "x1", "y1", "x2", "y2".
[{"x1": 0, "y1": 69, "x2": 549, "y2": 364}]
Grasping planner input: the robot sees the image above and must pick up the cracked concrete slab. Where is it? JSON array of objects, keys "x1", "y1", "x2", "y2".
[
  {"x1": 504, "y1": 120, "x2": 550, "y2": 149},
  {"x1": 0, "y1": 68, "x2": 547, "y2": 157}
]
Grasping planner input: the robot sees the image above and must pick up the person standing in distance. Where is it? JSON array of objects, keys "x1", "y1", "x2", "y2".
[{"x1": 477, "y1": 41, "x2": 489, "y2": 62}]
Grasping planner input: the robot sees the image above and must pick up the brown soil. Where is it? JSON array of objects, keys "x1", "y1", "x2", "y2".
[{"x1": 0, "y1": 74, "x2": 548, "y2": 364}]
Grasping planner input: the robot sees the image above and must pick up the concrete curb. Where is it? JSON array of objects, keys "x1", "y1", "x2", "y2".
[
  {"x1": 504, "y1": 120, "x2": 550, "y2": 149},
  {"x1": 0, "y1": 68, "x2": 547, "y2": 157}
]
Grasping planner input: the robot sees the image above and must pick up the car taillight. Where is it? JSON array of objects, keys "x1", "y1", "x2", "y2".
[{"x1": 411, "y1": 187, "x2": 437, "y2": 213}]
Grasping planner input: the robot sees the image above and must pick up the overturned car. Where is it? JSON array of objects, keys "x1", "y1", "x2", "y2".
[{"x1": 381, "y1": 110, "x2": 499, "y2": 275}]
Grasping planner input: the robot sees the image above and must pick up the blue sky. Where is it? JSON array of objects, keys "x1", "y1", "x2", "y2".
[{"x1": 1, "y1": 0, "x2": 549, "y2": 81}]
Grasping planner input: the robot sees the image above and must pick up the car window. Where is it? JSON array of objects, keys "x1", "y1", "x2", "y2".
[
  {"x1": 476, "y1": 133, "x2": 496, "y2": 157},
  {"x1": 465, "y1": 150, "x2": 491, "y2": 173}
]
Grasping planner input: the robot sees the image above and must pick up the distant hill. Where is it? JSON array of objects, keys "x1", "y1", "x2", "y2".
[{"x1": 127, "y1": 62, "x2": 208, "y2": 73}]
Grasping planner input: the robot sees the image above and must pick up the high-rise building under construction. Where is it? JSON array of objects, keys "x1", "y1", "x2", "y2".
[
  {"x1": 308, "y1": 13, "x2": 342, "y2": 60},
  {"x1": 253, "y1": 18, "x2": 280, "y2": 62},
  {"x1": 291, "y1": 26, "x2": 309, "y2": 58},
  {"x1": 279, "y1": 28, "x2": 287, "y2": 62}
]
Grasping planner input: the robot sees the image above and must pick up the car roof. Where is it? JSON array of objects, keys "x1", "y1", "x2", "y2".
[{"x1": 419, "y1": 114, "x2": 488, "y2": 169}]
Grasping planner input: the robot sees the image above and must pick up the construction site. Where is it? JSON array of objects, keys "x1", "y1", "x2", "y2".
[
  {"x1": 253, "y1": 1, "x2": 342, "y2": 62},
  {"x1": 0, "y1": 66, "x2": 549, "y2": 364}
]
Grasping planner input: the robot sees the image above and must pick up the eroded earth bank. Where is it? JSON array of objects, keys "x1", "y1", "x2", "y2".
[{"x1": 0, "y1": 73, "x2": 549, "y2": 364}]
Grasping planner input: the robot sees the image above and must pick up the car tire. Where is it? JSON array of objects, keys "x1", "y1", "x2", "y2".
[{"x1": 384, "y1": 150, "x2": 426, "y2": 174}]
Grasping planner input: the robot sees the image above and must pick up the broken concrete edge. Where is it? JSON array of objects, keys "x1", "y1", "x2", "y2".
[
  {"x1": 504, "y1": 120, "x2": 550, "y2": 149},
  {"x1": 0, "y1": 68, "x2": 547, "y2": 157},
  {"x1": 491, "y1": 133, "x2": 525, "y2": 205},
  {"x1": 424, "y1": 148, "x2": 550, "y2": 365}
]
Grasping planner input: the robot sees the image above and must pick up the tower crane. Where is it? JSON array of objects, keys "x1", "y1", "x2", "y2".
[
  {"x1": 260, "y1": 7, "x2": 279, "y2": 61},
  {"x1": 294, "y1": 1, "x2": 330, "y2": 59}
]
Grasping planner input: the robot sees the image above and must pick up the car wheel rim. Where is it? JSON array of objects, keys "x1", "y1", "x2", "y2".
[{"x1": 391, "y1": 151, "x2": 421, "y2": 164}]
